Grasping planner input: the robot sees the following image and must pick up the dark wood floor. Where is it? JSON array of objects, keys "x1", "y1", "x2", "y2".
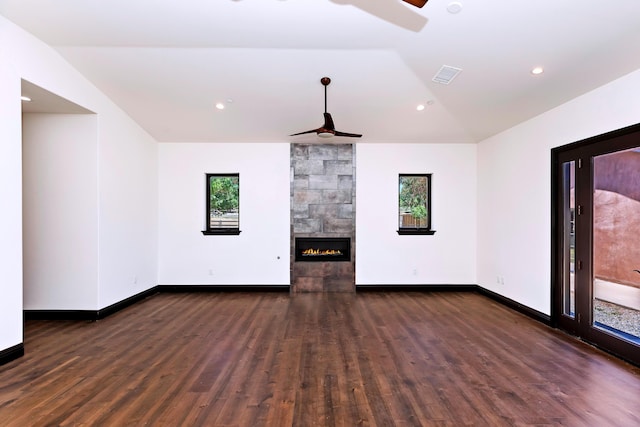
[{"x1": 1, "y1": 292, "x2": 639, "y2": 426}]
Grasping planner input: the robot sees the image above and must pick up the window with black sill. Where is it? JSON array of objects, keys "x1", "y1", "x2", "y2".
[
  {"x1": 397, "y1": 174, "x2": 436, "y2": 235},
  {"x1": 202, "y1": 173, "x2": 241, "y2": 235}
]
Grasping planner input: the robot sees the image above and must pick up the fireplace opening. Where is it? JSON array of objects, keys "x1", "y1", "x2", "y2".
[{"x1": 295, "y1": 237, "x2": 351, "y2": 262}]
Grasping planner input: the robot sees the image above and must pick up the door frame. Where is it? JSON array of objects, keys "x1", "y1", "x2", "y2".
[{"x1": 551, "y1": 122, "x2": 640, "y2": 367}]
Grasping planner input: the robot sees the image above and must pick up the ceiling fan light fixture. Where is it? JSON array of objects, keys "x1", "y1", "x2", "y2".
[{"x1": 318, "y1": 132, "x2": 334, "y2": 138}]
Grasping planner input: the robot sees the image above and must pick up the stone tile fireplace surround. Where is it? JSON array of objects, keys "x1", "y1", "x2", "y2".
[{"x1": 291, "y1": 144, "x2": 355, "y2": 292}]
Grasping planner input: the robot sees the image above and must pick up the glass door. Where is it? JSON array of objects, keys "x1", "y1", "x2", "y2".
[
  {"x1": 552, "y1": 124, "x2": 640, "y2": 366},
  {"x1": 591, "y1": 148, "x2": 640, "y2": 345}
]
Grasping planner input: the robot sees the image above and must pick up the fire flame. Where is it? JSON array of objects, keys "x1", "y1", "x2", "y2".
[{"x1": 302, "y1": 248, "x2": 343, "y2": 256}]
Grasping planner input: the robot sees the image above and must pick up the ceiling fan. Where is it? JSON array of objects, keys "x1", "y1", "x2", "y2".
[
  {"x1": 403, "y1": 0, "x2": 428, "y2": 7},
  {"x1": 290, "y1": 77, "x2": 362, "y2": 139}
]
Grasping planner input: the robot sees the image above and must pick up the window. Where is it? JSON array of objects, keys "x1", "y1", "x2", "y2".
[
  {"x1": 202, "y1": 173, "x2": 241, "y2": 235},
  {"x1": 398, "y1": 174, "x2": 435, "y2": 235}
]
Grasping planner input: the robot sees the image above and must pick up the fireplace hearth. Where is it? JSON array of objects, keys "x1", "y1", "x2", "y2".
[{"x1": 295, "y1": 237, "x2": 351, "y2": 262}]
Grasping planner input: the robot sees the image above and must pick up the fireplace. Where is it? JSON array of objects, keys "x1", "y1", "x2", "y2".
[{"x1": 295, "y1": 237, "x2": 351, "y2": 262}]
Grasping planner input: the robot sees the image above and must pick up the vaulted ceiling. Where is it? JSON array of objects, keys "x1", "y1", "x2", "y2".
[{"x1": 4, "y1": 0, "x2": 640, "y2": 143}]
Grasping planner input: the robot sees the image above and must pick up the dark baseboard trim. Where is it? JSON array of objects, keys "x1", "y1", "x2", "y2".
[
  {"x1": 356, "y1": 284, "x2": 477, "y2": 292},
  {"x1": 96, "y1": 287, "x2": 159, "y2": 319},
  {"x1": 0, "y1": 343, "x2": 24, "y2": 366},
  {"x1": 24, "y1": 285, "x2": 289, "y2": 321},
  {"x1": 21, "y1": 283, "x2": 549, "y2": 328},
  {"x1": 25, "y1": 309, "x2": 99, "y2": 321},
  {"x1": 356, "y1": 284, "x2": 550, "y2": 326},
  {"x1": 24, "y1": 287, "x2": 159, "y2": 321},
  {"x1": 475, "y1": 286, "x2": 551, "y2": 325},
  {"x1": 158, "y1": 285, "x2": 290, "y2": 293}
]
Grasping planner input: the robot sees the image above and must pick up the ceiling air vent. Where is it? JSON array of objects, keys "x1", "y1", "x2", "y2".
[{"x1": 432, "y1": 65, "x2": 462, "y2": 85}]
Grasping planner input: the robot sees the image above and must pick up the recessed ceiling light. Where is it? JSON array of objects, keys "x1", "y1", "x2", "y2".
[
  {"x1": 215, "y1": 103, "x2": 225, "y2": 110},
  {"x1": 531, "y1": 66, "x2": 544, "y2": 75},
  {"x1": 447, "y1": 2, "x2": 463, "y2": 14},
  {"x1": 417, "y1": 104, "x2": 425, "y2": 111},
  {"x1": 21, "y1": 95, "x2": 31, "y2": 102}
]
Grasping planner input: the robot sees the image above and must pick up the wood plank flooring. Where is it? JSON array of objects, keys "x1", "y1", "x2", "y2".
[{"x1": 1, "y1": 291, "x2": 639, "y2": 426}]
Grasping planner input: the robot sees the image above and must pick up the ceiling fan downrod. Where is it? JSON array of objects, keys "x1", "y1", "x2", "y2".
[{"x1": 321, "y1": 77, "x2": 331, "y2": 113}]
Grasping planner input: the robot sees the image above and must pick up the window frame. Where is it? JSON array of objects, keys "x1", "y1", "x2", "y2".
[
  {"x1": 202, "y1": 173, "x2": 241, "y2": 235},
  {"x1": 397, "y1": 173, "x2": 436, "y2": 235}
]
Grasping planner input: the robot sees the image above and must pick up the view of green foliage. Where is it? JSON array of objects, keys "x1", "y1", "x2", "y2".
[
  {"x1": 399, "y1": 175, "x2": 428, "y2": 227},
  {"x1": 209, "y1": 176, "x2": 239, "y2": 214}
]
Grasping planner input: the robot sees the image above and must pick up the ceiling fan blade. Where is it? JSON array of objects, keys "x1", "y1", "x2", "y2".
[
  {"x1": 290, "y1": 129, "x2": 320, "y2": 136},
  {"x1": 323, "y1": 113, "x2": 336, "y2": 131},
  {"x1": 403, "y1": 0, "x2": 427, "y2": 8},
  {"x1": 325, "y1": 113, "x2": 361, "y2": 137},
  {"x1": 334, "y1": 130, "x2": 363, "y2": 138}
]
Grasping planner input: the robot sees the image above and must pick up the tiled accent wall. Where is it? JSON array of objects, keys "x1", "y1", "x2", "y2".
[{"x1": 291, "y1": 144, "x2": 355, "y2": 292}]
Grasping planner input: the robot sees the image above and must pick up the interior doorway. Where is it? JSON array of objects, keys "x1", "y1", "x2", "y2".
[{"x1": 552, "y1": 123, "x2": 640, "y2": 366}]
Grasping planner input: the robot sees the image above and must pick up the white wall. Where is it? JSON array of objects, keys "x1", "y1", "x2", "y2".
[
  {"x1": 158, "y1": 143, "x2": 290, "y2": 285},
  {"x1": 97, "y1": 110, "x2": 158, "y2": 308},
  {"x1": 0, "y1": 56, "x2": 24, "y2": 352},
  {"x1": 0, "y1": 16, "x2": 158, "y2": 355},
  {"x1": 356, "y1": 143, "x2": 477, "y2": 285},
  {"x1": 477, "y1": 68, "x2": 640, "y2": 315},
  {"x1": 22, "y1": 113, "x2": 99, "y2": 310}
]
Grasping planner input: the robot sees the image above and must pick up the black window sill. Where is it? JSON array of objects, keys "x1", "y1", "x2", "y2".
[
  {"x1": 397, "y1": 229, "x2": 436, "y2": 235},
  {"x1": 202, "y1": 229, "x2": 242, "y2": 235}
]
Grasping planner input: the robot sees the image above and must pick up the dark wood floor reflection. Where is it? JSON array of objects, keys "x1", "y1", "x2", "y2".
[{"x1": 1, "y1": 292, "x2": 639, "y2": 426}]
